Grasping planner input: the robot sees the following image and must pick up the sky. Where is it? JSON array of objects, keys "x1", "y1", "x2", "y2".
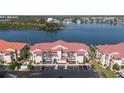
[{"x1": 0, "y1": 0, "x2": 123, "y2": 15}]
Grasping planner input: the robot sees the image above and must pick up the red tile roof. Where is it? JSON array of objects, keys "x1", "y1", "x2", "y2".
[
  {"x1": 34, "y1": 51, "x2": 43, "y2": 55},
  {"x1": 52, "y1": 53, "x2": 58, "y2": 57},
  {"x1": 31, "y1": 40, "x2": 89, "y2": 53},
  {"x1": 96, "y1": 42, "x2": 124, "y2": 59},
  {"x1": 76, "y1": 51, "x2": 85, "y2": 54},
  {"x1": 0, "y1": 40, "x2": 27, "y2": 54}
]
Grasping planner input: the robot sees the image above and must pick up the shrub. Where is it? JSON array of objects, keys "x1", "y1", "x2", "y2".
[
  {"x1": 9, "y1": 62, "x2": 21, "y2": 71},
  {"x1": 112, "y1": 63, "x2": 120, "y2": 70},
  {"x1": 91, "y1": 64, "x2": 95, "y2": 70},
  {"x1": 27, "y1": 64, "x2": 33, "y2": 71},
  {"x1": 0, "y1": 60, "x2": 4, "y2": 64}
]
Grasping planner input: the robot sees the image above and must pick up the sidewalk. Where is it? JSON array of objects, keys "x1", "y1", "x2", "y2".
[{"x1": 32, "y1": 64, "x2": 88, "y2": 66}]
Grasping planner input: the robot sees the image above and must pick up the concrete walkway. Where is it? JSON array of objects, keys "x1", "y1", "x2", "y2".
[{"x1": 32, "y1": 64, "x2": 91, "y2": 66}]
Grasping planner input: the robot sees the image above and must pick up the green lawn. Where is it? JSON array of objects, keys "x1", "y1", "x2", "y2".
[{"x1": 92, "y1": 62, "x2": 117, "y2": 78}]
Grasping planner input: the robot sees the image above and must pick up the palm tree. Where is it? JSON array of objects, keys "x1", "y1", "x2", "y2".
[{"x1": 88, "y1": 45, "x2": 97, "y2": 61}]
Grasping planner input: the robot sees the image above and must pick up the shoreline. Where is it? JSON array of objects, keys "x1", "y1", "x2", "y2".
[
  {"x1": 0, "y1": 22, "x2": 64, "y2": 31},
  {"x1": 0, "y1": 23, "x2": 124, "y2": 30}
]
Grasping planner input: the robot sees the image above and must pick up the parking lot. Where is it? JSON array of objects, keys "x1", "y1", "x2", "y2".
[
  {"x1": 0, "y1": 65, "x2": 10, "y2": 72},
  {"x1": 0, "y1": 65, "x2": 101, "y2": 78},
  {"x1": 0, "y1": 65, "x2": 14, "y2": 78},
  {"x1": 26, "y1": 65, "x2": 100, "y2": 78}
]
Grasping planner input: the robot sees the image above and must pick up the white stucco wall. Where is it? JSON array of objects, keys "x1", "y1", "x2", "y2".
[
  {"x1": 99, "y1": 53, "x2": 115, "y2": 69},
  {"x1": 52, "y1": 56, "x2": 58, "y2": 63},
  {"x1": 35, "y1": 55, "x2": 42, "y2": 63},
  {"x1": 57, "y1": 51, "x2": 61, "y2": 59},
  {"x1": 113, "y1": 57, "x2": 124, "y2": 66},
  {"x1": 121, "y1": 58, "x2": 124, "y2": 65},
  {"x1": 76, "y1": 56, "x2": 84, "y2": 63},
  {"x1": 4, "y1": 55, "x2": 12, "y2": 63},
  {"x1": 113, "y1": 59, "x2": 122, "y2": 66},
  {"x1": 96, "y1": 49, "x2": 101, "y2": 59},
  {"x1": 30, "y1": 52, "x2": 35, "y2": 61},
  {"x1": 0, "y1": 53, "x2": 4, "y2": 61},
  {"x1": 100, "y1": 54, "x2": 106, "y2": 65},
  {"x1": 57, "y1": 60, "x2": 66, "y2": 63}
]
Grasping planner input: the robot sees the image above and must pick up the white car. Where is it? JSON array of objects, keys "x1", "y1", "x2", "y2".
[
  {"x1": 118, "y1": 71, "x2": 124, "y2": 78},
  {"x1": 65, "y1": 65, "x2": 68, "y2": 69},
  {"x1": 54, "y1": 65, "x2": 58, "y2": 70}
]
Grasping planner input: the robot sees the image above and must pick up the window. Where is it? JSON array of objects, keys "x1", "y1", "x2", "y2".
[{"x1": 0, "y1": 54, "x2": 3, "y2": 59}]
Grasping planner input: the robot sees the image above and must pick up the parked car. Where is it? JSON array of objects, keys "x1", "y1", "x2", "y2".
[
  {"x1": 83, "y1": 65, "x2": 88, "y2": 70},
  {"x1": 116, "y1": 72, "x2": 121, "y2": 78},
  {"x1": 54, "y1": 65, "x2": 58, "y2": 70},
  {"x1": 79, "y1": 66, "x2": 83, "y2": 70},
  {"x1": 0, "y1": 65, "x2": 4, "y2": 68},
  {"x1": 118, "y1": 71, "x2": 124, "y2": 78},
  {"x1": 65, "y1": 65, "x2": 68, "y2": 69},
  {"x1": 87, "y1": 65, "x2": 92, "y2": 70},
  {"x1": 41, "y1": 66, "x2": 45, "y2": 71}
]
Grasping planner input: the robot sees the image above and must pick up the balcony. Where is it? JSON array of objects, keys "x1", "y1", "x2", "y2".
[
  {"x1": 43, "y1": 56, "x2": 52, "y2": 61},
  {"x1": 67, "y1": 56, "x2": 76, "y2": 61}
]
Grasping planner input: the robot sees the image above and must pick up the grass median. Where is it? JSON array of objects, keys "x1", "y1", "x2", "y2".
[{"x1": 92, "y1": 62, "x2": 116, "y2": 78}]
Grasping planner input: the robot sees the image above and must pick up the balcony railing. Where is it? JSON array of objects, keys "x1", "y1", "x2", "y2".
[
  {"x1": 67, "y1": 56, "x2": 76, "y2": 61},
  {"x1": 43, "y1": 56, "x2": 52, "y2": 61}
]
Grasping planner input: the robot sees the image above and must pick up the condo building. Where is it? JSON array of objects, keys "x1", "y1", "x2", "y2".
[
  {"x1": 96, "y1": 42, "x2": 124, "y2": 69},
  {"x1": 0, "y1": 40, "x2": 29, "y2": 63},
  {"x1": 30, "y1": 40, "x2": 89, "y2": 64}
]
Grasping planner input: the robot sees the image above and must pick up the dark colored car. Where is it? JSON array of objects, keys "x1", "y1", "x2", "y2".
[{"x1": 83, "y1": 65, "x2": 88, "y2": 70}]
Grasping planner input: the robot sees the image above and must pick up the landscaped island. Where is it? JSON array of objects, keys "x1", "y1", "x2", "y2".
[
  {"x1": 0, "y1": 22, "x2": 64, "y2": 31},
  {"x1": 0, "y1": 16, "x2": 64, "y2": 31}
]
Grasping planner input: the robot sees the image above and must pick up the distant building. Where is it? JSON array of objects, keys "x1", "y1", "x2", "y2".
[
  {"x1": 47, "y1": 18, "x2": 53, "y2": 23},
  {"x1": 6, "y1": 16, "x2": 18, "y2": 19},
  {"x1": 51, "y1": 19, "x2": 60, "y2": 23},
  {"x1": 46, "y1": 18, "x2": 60, "y2": 23},
  {"x1": 0, "y1": 16, "x2": 18, "y2": 22},
  {"x1": 76, "y1": 20, "x2": 81, "y2": 24},
  {"x1": 0, "y1": 16, "x2": 5, "y2": 18},
  {"x1": 63, "y1": 19, "x2": 72, "y2": 24}
]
